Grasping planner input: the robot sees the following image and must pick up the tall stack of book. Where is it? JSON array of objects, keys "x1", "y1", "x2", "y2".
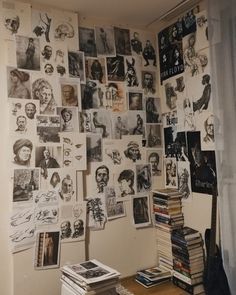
[
  {"x1": 171, "y1": 227, "x2": 205, "y2": 295},
  {"x1": 60, "y1": 259, "x2": 120, "y2": 295},
  {"x1": 153, "y1": 188, "x2": 184, "y2": 271}
]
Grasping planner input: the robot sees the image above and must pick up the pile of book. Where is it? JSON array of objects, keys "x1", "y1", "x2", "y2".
[
  {"x1": 61, "y1": 259, "x2": 120, "y2": 295},
  {"x1": 135, "y1": 265, "x2": 172, "y2": 288},
  {"x1": 171, "y1": 227, "x2": 205, "y2": 295},
  {"x1": 153, "y1": 188, "x2": 184, "y2": 271}
]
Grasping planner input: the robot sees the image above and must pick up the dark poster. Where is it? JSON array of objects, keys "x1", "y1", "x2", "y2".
[
  {"x1": 158, "y1": 20, "x2": 184, "y2": 84},
  {"x1": 187, "y1": 131, "x2": 217, "y2": 194}
]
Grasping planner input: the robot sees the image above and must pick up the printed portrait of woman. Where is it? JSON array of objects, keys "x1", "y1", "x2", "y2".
[
  {"x1": 12, "y1": 138, "x2": 33, "y2": 167},
  {"x1": 8, "y1": 68, "x2": 31, "y2": 99}
]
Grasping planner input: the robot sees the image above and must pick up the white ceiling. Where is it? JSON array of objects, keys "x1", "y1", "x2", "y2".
[{"x1": 20, "y1": 0, "x2": 186, "y2": 28}]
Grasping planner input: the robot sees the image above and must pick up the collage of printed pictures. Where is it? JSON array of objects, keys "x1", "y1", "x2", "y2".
[{"x1": 4, "y1": 2, "x2": 217, "y2": 270}]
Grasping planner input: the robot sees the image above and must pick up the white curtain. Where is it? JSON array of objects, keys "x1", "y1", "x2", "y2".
[{"x1": 208, "y1": 0, "x2": 236, "y2": 293}]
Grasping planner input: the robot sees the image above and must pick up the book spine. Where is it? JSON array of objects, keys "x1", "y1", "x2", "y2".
[{"x1": 172, "y1": 276, "x2": 195, "y2": 294}]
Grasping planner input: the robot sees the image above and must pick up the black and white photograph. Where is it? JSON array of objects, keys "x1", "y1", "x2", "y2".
[
  {"x1": 130, "y1": 30, "x2": 143, "y2": 55},
  {"x1": 7, "y1": 67, "x2": 31, "y2": 99},
  {"x1": 128, "y1": 111, "x2": 146, "y2": 138},
  {"x1": 187, "y1": 131, "x2": 217, "y2": 194},
  {"x1": 16, "y1": 36, "x2": 40, "y2": 71},
  {"x1": 79, "y1": 111, "x2": 92, "y2": 133},
  {"x1": 111, "y1": 113, "x2": 129, "y2": 139},
  {"x1": 142, "y1": 39, "x2": 157, "y2": 68},
  {"x1": 146, "y1": 124, "x2": 162, "y2": 148},
  {"x1": 79, "y1": 27, "x2": 97, "y2": 57},
  {"x1": 146, "y1": 97, "x2": 162, "y2": 123},
  {"x1": 95, "y1": 26, "x2": 116, "y2": 56},
  {"x1": 136, "y1": 164, "x2": 152, "y2": 193},
  {"x1": 60, "y1": 81, "x2": 80, "y2": 107},
  {"x1": 114, "y1": 27, "x2": 131, "y2": 56},
  {"x1": 128, "y1": 92, "x2": 143, "y2": 111},
  {"x1": 60, "y1": 216, "x2": 85, "y2": 242},
  {"x1": 86, "y1": 57, "x2": 106, "y2": 84},
  {"x1": 13, "y1": 168, "x2": 40, "y2": 202},
  {"x1": 132, "y1": 195, "x2": 151, "y2": 228},
  {"x1": 57, "y1": 107, "x2": 79, "y2": 132},
  {"x1": 146, "y1": 149, "x2": 163, "y2": 177},
  {"x1": 36, "y1": 115, "x2": 60, "y2": 143},
  {"x1": 164, "y1": 157, "x2": 178, "y2": 189},
  {"x1": 162, "y1": 110, "x2": 178, "y2": 128},
  {"x1": 68, "y1": 50, "x2": 85, "y2": 83},
  {"x1": 105, "y1": 187, "x2": 125, "y2": 220},
  {"x1": 91, "y1": 109, "x2": 111, "y2": 138},
  {"x1": 81, "y1": 81, "x2": 99, "y2": 109},
  {"x1": 178, "y1": 160, "x2": 192, "y2": 201},
  {"x1": 141, "y1": 70, "x2": 156, "y2": 95},
  {"x1": 34, "y1": 231, "x2": 60, "y2": 269},
  {"x1": 106, "y1": 82, "x2": 126, "y2": 112},
  {"x1": 106, "y1": 55, "x2": 125, "y2": 82}
]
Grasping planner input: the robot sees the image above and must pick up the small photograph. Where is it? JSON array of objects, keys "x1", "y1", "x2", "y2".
[
  {"x1": 195, "y1": 10, "x2": 209, "y2": 50},
  {"x1": 122, "y1": 135, "x2": 144, "y2": 164},
  {"x1": 164, "y1": 127, "x2": 188, "y2": 161},
  {"x1": 146, "y1": 149, "x2": 163, "y2": 177},
  {"x1": 86, "y1": 134, "x2": 102, "y2": 162},
  {"x1": 87, "y1": 196, "x2": 107, "y2": 230},
  {"x1": 128, "y1": 111, "x2": 146, "y2": 138},
  {"x1": 31, "y1": 76, "x2": 57, "y2": 115},
  {"x1": 132, "y1": 195, "x2": 151, "y2": 228},
  {"x1": 95, "y1": 26, "x2": 116, "y2": 56},
  {"x1": 111, "y1": 113, "x2": 129, "y2": 139},
  {"x1": 34, "y1": 231, "x2": 60, "y2": 269},
  {"x1": 130, "y1": 30, "x2": 143, "y2": 55},
  {"x1": 177, "y1": 96, "x2": 196, "y2": 132},
  {"x1": 182, "y1": 9, "x2": 197, "y2": 37},
  {"x1": 141, "y1": 71, "x2": 156, "y2": 95},
  {"x1": 81, "y1": 81, "x2": 99, "y2": 109},
  {"x1": 124, "y1": 56, "x2": 141, "y2": 88},
  {"x1": 106, "y1": 55, "x2": 125, "y2": 82},
  {"x1": 200, "y1": 113, "x2": 216, "y2": 151},
  {"x1": 79, "y1": 27, "x2": 97, "y2": 57},
  {"x1": 164, "y1": 157, "x2": 178, "y2": 188},
  {"x1": 52, "y1": 9, "x2": 79, "y2": 49},
  {"x1": 13, "y1": 168, "x2": 40, "y2": 202},
  {"x1": 60, "y1": 80, "x2": 80, "y2": 107},
  {"x1": 79, "y1": 111, "x2": 92, "y2": 133},
  {"x1": 142, "y1": 39, "x2": 157, "y2": 68},
  {"x1": 57, "y1": 107, "x2": 79, "y2": 132},
  {"x1": 114, "y1": 166, "x2": 136, "y2": 200},
  {"x1": 114, "y1": 27, "x2": 131, "y2": 56},
  {"x1": 68, "y1": 51, "x2": 85, "y2": 83},
  {"x1": 146, "y1": 97, "x2": 162, "y2": 123},
  {"x1": 36, "y1": 115, "x2": 60, "y2": 143},
  {"x1": 146, "y1": 124, "x2": 162, "y2": 148},
  {"x1": 128, "y1": 92, "x2": 143, "y2": 111},
  {"x1": 7, "y1": 67, "x2": 31, "y2": 99},
  {"x1": 162, "y1": 111, "x2": 178, "y2": 128},
  {"x1": 104, "y1": 82, "x2": 126, "y2": 112},
  {"x1": 86, "y1": 57, "x2": 106, "y2": 84},
  {"x1": 178, "y1": 160, "x2": 192, "y2": 201},
  {"x1": 91, "y1": 110, "x2": 111, "y2": 138},
  {"x1": 32, "y1": 10, "x2": 53, "y2": 43},
  {"x1": 136, "y1": 164, "x2": 152, "y2": 193},
  {"x1": 103, "y1": 139, "x2": 123, "y2": 166},
  {"x1": 53, "y1": 44, "x2": 69, "y2": 77},
  {"x1": 60, "y1": 218, "x2": 84, "y2": 242},
  {"x1": 105, "y1": 187, "x2": 125, "y2": 220},
  {"x1": 16, "y1": 36, "x2": 40, "y2": 71},
  {"x1": 12, "y1": 138, "x2": 34, "y2": 168},
  {"x1": 35, "y1": 145, "x2": 62, "y2": 179}
]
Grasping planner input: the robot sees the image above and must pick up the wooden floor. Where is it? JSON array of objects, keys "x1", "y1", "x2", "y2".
[{"x1": 121, "y1": 276, "x2": 187, "y2": 295}]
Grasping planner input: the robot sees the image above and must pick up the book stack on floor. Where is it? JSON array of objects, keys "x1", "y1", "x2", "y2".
[
  {"x1": 135, "y1": 265, "x2": 172, "y2": 288},
  {"x1": 61, "y1": 259, "x2": 120, "y2": 295},
  {"x1": 171, "y1": 227, "x2": 205, "y2": 295},
  {"x1": 153, "y1": 188, "x2": 184, "y2": 271}
]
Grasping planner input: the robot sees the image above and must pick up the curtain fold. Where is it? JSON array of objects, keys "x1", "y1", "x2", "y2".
[{"x1": 208, "y1": 0, "x2": 236, "y2": 292}]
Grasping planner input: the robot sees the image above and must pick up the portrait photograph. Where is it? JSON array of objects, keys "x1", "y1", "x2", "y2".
[
  {"x1": 124, "y1": 56, "x2": 141, "y2": 88},
  {"x1": 95, "y1": 26, "x2": 116, "y2": 56},
  {"x1": 16, "y1": 35, "x2": 40, "y2": 71},
  {"x1": 34, "y1": 231, "x2": 60, "y2": 269},
  {"x1": 146, "y1": 149, "x2": 163, "y2": 177},
  {"x1": 60, "y1": 79, "x2": 81, "y2": 108},
  {"x1": 12, "y1": 137, "x2": 34, "y2": 168},
  {"x1": 146, "y1": 97, "x2": 162, "y2": 124},
  {"x1": 132, "y1": 195, "x2": 151, "y2": 228},
  {"x1": 86, "y1": 134, "x2": 102, "y2": 163},
  {"x1": 127, "y1": 110, "x2": 146, "y2": 138},
  {"x1": 7, "y1": 67, "x2": 31, "y2": 99},
  {"x1": 79, "y1": 27, "x2": 97, "y2": 57},
  {"x1": 146, "y1": 124, "x2": 162, "y2": 148},
  {"x1": 128, "y1": 92, "x2": 143, "y2": 111},
  {"x1": 114, "y1": 27, "x2": 131, "y2": 56}
]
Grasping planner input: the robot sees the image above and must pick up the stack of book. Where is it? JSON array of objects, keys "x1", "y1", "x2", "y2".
[
  {"x1": 61, "y1": 259, "x2": 120, "y2": 295},
  {"x1": 135, "y1": 266, "x2": 172, "y2": 288},
  {"x1": 171, "y1": 227, "x2": 205, "y2": 295},
  {"x1": 153, "y1": 188, "x2": 184, "y2": 271}
]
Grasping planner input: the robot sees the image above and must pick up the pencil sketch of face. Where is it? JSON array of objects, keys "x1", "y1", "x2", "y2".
[
  {"x1": 59, "y1": 175, "x2": 74, "y2": 202},
  {"x1": 61, "y1": 220, "x2": 72, "y2": 239},
  {"x1": 124, "y1": 141, "x2": 141, "y2": 162},
  {"x1": 4, "y1": 16, "x2": 20, "y2": 34},
  {"x1": 137, "y1": 165, "x2": 152, "y2": 192},
  {"x1": 55, "y1": 22, "x2": 74, "y2": 41},
  {"x1": 95, "y1": 165, "x2": 109, "y2": 193},
  {"x1": 25, "y1": 103, "x2": 36, "y2": 119},
  {"x1": 13, "y1": 138, "x2": 33, "y2": 166},
  {"x1": 41, "y1": 45, "x2": 52, "y2": 60},
  {"x1": 118, "y1": 169, "x2": 135, "y2": 197}
]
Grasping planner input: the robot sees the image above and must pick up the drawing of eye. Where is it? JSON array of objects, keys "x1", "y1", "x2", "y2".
[
  {"x1": 75, "y1": 155, "x2": 82, "y2": 160},
  {"x1": 64, "y1": 148, "x2": 72, "y2": 156},
  {"x1": 75, "y1": 144, "x2": 82, "y2": 148},
  {"x1": 64, "y1": 160, "x2": 72, "y2": 166},
  {"x1": 63, "y1": 137, "x2": 72, "y2": 144}
]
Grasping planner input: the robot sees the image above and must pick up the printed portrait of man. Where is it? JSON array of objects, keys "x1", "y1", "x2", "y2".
[
  {"x1": 59, "y1": 175, "x2": 74, "y2": 202},
  {"x1": 95, "y1": 165, "x2": 109, "y2": 193}
]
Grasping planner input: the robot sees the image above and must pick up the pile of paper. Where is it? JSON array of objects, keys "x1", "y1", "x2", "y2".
[{"x1": 61, "y1": 259, "x2": 120, "y2": 295}]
